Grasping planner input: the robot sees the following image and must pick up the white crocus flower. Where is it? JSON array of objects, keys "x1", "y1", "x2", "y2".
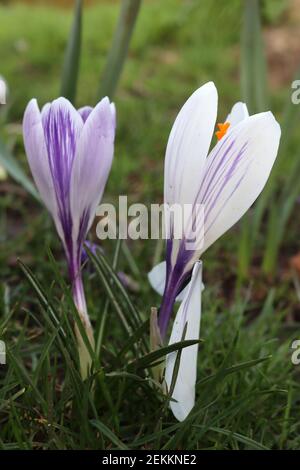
[{"x1": 148, "y1": 82, "x2": 281, "y2": 421}]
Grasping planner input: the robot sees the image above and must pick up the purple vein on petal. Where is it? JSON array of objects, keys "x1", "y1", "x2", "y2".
[
  {"x1": 200, "y1": 137, "x2": 235, "y2": 203},
  {"x1": 78, "y1": 106, "x2": 93, "y2": 123},
  {"x1": 77, "y1": 208, "x2": 90, "y2": 257},
  {"x1": 203, "y1": 142, "x2": 248, "y2": 216},
  {"x1": 42, "y1": 101, "x2": 80, "y2": 247},
  {"x1": 203, "y1": 143, "x2": 250, "y2": 235}
]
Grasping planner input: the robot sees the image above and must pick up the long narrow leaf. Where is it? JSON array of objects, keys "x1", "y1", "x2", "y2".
[
  {"x1": 0, "y1": 139, "x2": 39, "y2": 201},
  {"x1": 241, "y1": 0, "x2": 267, "y2": 113},
  {"x1": 61, "y1": 0, "x2": 82, "y2": 103},
  {"x1": 199, "y1": 425, "x2": 269, "y2": 450},
  {"x1": 98, "y1": 0, "x2": 142, "y2": 99},
  {"x1": 127, "y1": 338, "x2": 201, "y2": 372},
  {"x1": 90, "y1": 419, "x2": 129, "y2": 450}
]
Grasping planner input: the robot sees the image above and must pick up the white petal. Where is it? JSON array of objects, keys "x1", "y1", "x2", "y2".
[
  {"x1": 164, "y1": 82, "x2": 218, "y2": 208},
  {"x1": 226, "y1": 102, "x2": 249, "y2": 127},
  {"x1": 148, "y1": 261, "x2": 166, "y2": 297},
  {"x1": 148, "y1": 261, "x2": 191, "y2": 301},
  {"x1": 70, "y1": 97, "x2": 115, "y2": 242},
  {"x1": 199, "y1": 111, "x2": 281, "y2": 254},
  {"x1": 165, "y1": 261, "x2": 202, "y2": 422}
]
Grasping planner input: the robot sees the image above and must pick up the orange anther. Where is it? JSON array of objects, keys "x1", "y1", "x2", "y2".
[{"x1": 215, "y1": 122, "x2": 230, "y2": 140}]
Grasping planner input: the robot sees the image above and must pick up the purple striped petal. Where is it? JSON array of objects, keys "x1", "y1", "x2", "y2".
[
  {"x1": 78, "y1": 106, "x2": 93, "y2": 123},
  {"x1": 158, "y1": 238, "x2": 196, "y2": 338},
  {"x1": 41, "y1": 97, "x2": 83, "y2": 254},
  {"x1": 23, "y1": 99, "x2": 58, "y2": 226},
  {"x1": 70, "y1": 97, "x2": 115, "y2": 250},
  {"x1": 23, "y1": 96, "x2": 116, "y2": 335}
]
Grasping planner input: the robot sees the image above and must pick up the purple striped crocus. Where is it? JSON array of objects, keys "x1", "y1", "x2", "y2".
[
  {"x1": 148, "y1": 82, "x2": 281, "y2": 420},
  {"x1": 23, "y1": 96, "x2": 116, "y2": 377}
]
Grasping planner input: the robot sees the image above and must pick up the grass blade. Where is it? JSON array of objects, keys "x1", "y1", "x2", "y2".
[
  {"x1": 90, "y1": 419, "x2": 129, "y2": 450},
  {"x1": 0, "y1": 139, "x2": 39, "y2": 201},
  {"x1": 127, "y1": 338, "x2": 201, "y2": 372},
  {"x1": 241, "y1": 0, "x2": 267, "y2": 113},
  {"x1": 61, "y1": 0, "x2": 82, "y2": 103},
  {"x1": 98, "y1": 0, "x2": 142, "y2": 99},
  {"x1": 195, "y1": 425, "x2": 269, "y2": 450}
]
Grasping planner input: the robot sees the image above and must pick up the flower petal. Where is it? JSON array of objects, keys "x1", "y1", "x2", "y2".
[
  {"x1": 226, "y1": 101, "x2": 249, "y2": 127},
  {"x1": 70, "y1": 97, "x2": 115, "y2": 244},
  {"x1": 164, "y1": 82, "x2": 218, "y2": 208},
  {"x1": 23, "y1": 99, "x2": 58, "y2": 223},
  {"x1": 110, "y1": 102, "x2": 117, "y2": 130},
  {"x1": 165, "y1": 261, "x2": 202, "y2": 422},
  {"x1": 78, "y1": 106, "x2": 93, "y2": 123},
  {"x1": 41, "y1": 97, "x2": 83, "y2": 244},
  {"x1": 148, "y1": 261, "x2": 166, "y2": 296},
  {"x1": 199, "y1": 111, "x2": 281, "y2": 253},
  {"x1": 148, "y1": 261, "x2": 190, "y2": 301},
  {"x1": 148, "y1": 261, "x2": 203, "y2": 301}
]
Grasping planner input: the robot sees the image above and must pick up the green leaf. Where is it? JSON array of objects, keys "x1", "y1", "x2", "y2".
[
  {"x1": 237, "y1": 0, "x2": 268, "y2": 281},
  {"x1": 0, "y1": 387, "x2": 26, "y2": 413},
  {"x1": 0, "y1": 139, "x2": 39, "y2": 201},
  {"x1": 127, "y1": 338, "x2": 201, "y2": 372},
  {"x1": 197, "y1": 355, "x2": 272, "y2": 387},
  {"x1": 91, "y1": 245, "x2": 142, "y2": 328},
  {"x1": 85, "y1": 245, "x2": 148, "y2": 357},
  {"x1": 90, "y1": 419, "x2": 129, "y2": 450},
  {"x1": 61, "y1": 0, "x2": 82, "y2": 103},
  {"x1": 7, "y1": 348, "x2": 47, "y2": 409},
  {"x1": 165, "y1": 323, "x2": 188, "y2": 402},
  {"x1": 196, "y1": 425, "x2": 270, "y2": 450},
  {"x1": 86, "y1": 246, "x2": 133, "y2": 335},
  {"x1": 18, "y1": 259, "x2": 84, "y2": 397},
  {"x1": 116, "y1": 319, "x2": 149, "y2": 360},
  {"x1": 241, "y1": 0, "x2": 267, "y2": 113},
  {"x1": 98, "y1": 0, "x2": 142, "y2": 99}
]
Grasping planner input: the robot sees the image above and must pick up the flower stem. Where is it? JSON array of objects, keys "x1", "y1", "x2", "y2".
[
  {"x1": 72, "y1": 267, "x2": 95, "y2": 379},
  {"x1": 158, "y1": 286, "x2": 177, "y2": 341}
]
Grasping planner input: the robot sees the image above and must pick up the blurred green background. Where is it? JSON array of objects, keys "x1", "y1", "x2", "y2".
[{"x1": 2, "y1": 0, "x2": 300, "y2": 277}]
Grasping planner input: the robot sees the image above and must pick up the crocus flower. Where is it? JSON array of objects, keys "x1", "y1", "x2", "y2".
[
  {"x1": 148, "y1": 82, "x2": 281, "y2": 420},
  {"x1": 23, "y1": 96, "x2": 116, "y2": 376}
]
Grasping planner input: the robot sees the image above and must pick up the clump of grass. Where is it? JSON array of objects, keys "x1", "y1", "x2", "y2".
[{"x1": 0, "y1": 244, "x2": 299, "y2": 449}]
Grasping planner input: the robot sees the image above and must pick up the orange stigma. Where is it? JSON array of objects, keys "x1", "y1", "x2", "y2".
[{"x1": 215, "y1": 122, "x2": 230, "y2": 140}]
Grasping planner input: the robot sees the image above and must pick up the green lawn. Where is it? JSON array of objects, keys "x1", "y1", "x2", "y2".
[{"x1": 0, "y1": 0, "x2": 300, "y2": 450}]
